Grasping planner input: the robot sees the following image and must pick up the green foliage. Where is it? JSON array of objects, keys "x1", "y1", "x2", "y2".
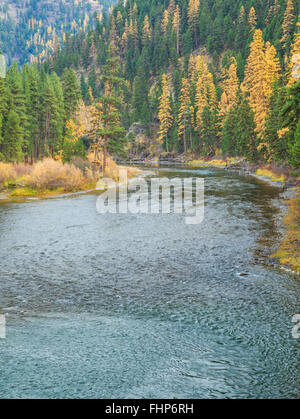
[
  {"x1": 62, "y1": 139, "x2": 86, "y2": 163},
  {"x1": 290, "y1": 120, "x2": 300, "y2": 168},
  {"x1": 223, "y1": 94, "x2": 257, "y2": 160},
  {"x1": 0, "y1": 0, "x2": 299, "y2": 165},
  {"x1": 0, "y1": 61, "x2": 80, "y2": 163}
]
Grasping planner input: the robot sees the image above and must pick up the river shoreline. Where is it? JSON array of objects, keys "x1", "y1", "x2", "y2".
[{"x1": 1, "y1": 159, "x2": 299, "y2": 273}]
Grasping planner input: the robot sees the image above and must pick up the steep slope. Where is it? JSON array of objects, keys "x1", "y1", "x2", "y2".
[
  {"x1": 47, "y1": 0, "x2": 299, "y2": 166},
  {"x1": 0, "y1": 0, "x2": 299, "y2": 170},
  {"x1": 0, "y1": 0, "x2": 117, "y2": 65}
]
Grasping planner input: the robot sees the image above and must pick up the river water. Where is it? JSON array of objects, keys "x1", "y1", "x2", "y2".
[{"x1": 0, "y1": 167, "x2": 299, "y2": 399}]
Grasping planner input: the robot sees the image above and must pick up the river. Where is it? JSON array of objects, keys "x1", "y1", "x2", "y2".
[{"x1": 0, "y1": 166, "x2": 299, "y2": 398}]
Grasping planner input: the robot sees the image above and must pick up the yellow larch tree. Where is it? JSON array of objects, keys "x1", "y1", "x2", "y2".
[
  {"x1": 158, "y1": 74, "x2": 173, "y2": 151},
  {"x1": 218, "y1": 60, "x2": 239, "y2": 125},
  {"x1": 116, "y1": 10, "x2": 123, "y2": 33},
  {"x1": 264, "y1": 42, "x2": 281, "y2": 98},
  {"x1": 281, "y1": 0, "x2": 295, "y2": 45},
  {"x1": 242, "y1": 30, "x2": 281, "y2": 140},
  {"x1": 239, "y1": 5, "x2": 245, "y2": 23},
  {"x1": 188, "y1": 54, "x2": 196, "y2": 81},
  {"x1": 173, "y1": 5, "x2": 181, "y2": 54},
  {"x1": 178, "y1": 78, "x2": 194, "y2": 153},
  {"x1": 194, "y1": 55, "x2": 216, "y2": 131},
  {"x1": 161, "y1": 10, "x2": 170, "y2": 34},
  {"x1": 207, "y1": 73, "x2": 217, "y2": 109},
  {"x1": 121, "y1": 20, "x2": 129, "y2": 52},
  {"x1": 218, "y1": 92, "x2": 229, "y2": 123},
  {"x1": 195, "y1": 74, "x2": 209, "y2": 132},
  {"x1": 248, "y1": 7, "x2": 257, "y2": 32},
  {"x1": 142, "y1": 15, "x2": 152, "y2": 45}
]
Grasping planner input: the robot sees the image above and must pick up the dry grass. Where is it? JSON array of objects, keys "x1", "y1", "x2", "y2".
[
  {"x1": 0, "y1": 162, "x2": 17, "y2": 186},
  {"x1": 185, "y1": 157, "x2": 237, "y2": 167}
]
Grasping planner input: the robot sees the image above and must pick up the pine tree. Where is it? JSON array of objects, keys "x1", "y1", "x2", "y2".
[
  {"x1": 23, "y1": 64, "x2": 41, "y2": 162},
  {"x1": 290, "y1": 119, "x2": 300, "y2": 168},
  {"x1": 158, "y1": 74, "x2": 173, "y2": 152},
  {"x1": 200, "y1": 106, "x2": 219, "y2": 155},
  {"x1": 3, "y1": 110, "x2": 23, "y2": 162},
  {"x1": 62, "y1": 68, "x2": 81, "y2": 120},
  {"x1": 222, "y1": 94, "x2": 257, "y2": 159},
  {"x1": 132, "y1": 57, "x2": 150, "y2": 124},
  {"x1": 173, "y1": 5, "x2": 181, "y2": 55},
  {"x1": 62, "y1": 119, "x2": 86, "y2": 163},
  {"x1": 6, "y1": 63, "x2": 27, "y2": 139},
  {"x1": 89, "y1": 45, "x2": 126, "y2": 172},
  {"x1": 282, "y1": 79, "x2": 300, "y2": 163},
  {"x1": 264, "y1": 83, "x2": 289, "y2": 161}
]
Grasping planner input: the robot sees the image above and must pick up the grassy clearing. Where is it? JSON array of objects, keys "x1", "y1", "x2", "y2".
[{"x1": 184, "y1": 157, "x2": 240, "y2": 167}]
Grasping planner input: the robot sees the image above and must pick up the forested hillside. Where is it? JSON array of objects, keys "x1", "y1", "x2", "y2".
[
  {"x1": 0, "y1": 0, "x2": 116, "y2": 65},
  {"x1": 0, "y1": 0, "x2": 299, "y2": 169}
]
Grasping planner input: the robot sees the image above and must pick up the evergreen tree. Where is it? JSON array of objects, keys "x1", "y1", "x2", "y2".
[
  {"x1": 62, "y1": 68, "x2": 81, "y2": 120},
  {"x1": 89, "y1": 45, "x2": 126, "y2": 172},
  {"x1": 3, "y1": 110, "x2": 23, "y2": 162},
  {"x1": 290, "y1": 120, "x2": 300, "y2": 168}
]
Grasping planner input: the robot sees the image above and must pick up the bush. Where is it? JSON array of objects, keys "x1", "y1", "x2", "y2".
[
  {"x1": 25, "y1": 159, "x2": 85, "y2": 191},
  {"x1": 12, "y1": 163, "x2": 33, "y2": 178},
  {"x1": 0, "y1": 162, "x2": 17, "y2": 186}
]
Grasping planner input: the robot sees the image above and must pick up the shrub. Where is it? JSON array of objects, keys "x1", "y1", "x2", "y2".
[
  {"x1": 12, "y1": 163, "x2": 33, "y2": 178},
  {"x1": 0, "y1": 162, "x2": 17, "y2": 186},
  {"x1": 25, "y1": 159, "x2": 85, "y2": 191}
]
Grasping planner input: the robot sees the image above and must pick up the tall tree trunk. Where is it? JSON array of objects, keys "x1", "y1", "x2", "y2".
[{"x1": 103, "y1": 136, "x2": 108, "y2": 175}]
